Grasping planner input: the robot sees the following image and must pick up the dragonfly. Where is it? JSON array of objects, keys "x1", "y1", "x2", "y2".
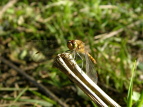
[
  {"x1": 67, "y1": 40, "x2": 98, "y2": 84},
  {"x1": 24, "y1": 39, "x2": 97, "y2": 83}
]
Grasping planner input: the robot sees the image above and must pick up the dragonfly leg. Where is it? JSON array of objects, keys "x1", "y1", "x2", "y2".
[{"x1": 77, "y1": 53, "x2": 84, "y2": 69}]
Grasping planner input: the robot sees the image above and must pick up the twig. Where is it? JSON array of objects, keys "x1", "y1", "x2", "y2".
[
  {"x1": 0, "y1": 87, "x2": 37, "y2": 91},
  {"x1": 0, "y1": 56, "x2": 68, "y2": 107},
  {"x1": 94, "y1": 20, "x2": 142, "y2": 40},
  {"x1": 54, "y1": 53, "x2": 121, "y2": 107},
  {"x1": 0, "y1": 0, "x2": 18, "y2": 19}
]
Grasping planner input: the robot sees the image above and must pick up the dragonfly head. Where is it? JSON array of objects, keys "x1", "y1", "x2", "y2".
[{"x1": 67, "y1": 40, "x2": 78, "y2": 51}]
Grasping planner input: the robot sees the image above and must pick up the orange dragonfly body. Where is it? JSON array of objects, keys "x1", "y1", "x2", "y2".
[{"x1": 67, "y1": 40, "x2": 98, "y2": 83}]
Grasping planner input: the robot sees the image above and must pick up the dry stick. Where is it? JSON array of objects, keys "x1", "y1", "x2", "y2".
[
  {"x1": 0, "y1": 0, "x2": 18, "y2": 19},
  {"x1": 54, "y1": 53, "x2": 121, "y2": 107},
  {"x1": 94, "y1": 20, "x2": 142, "y2": 40},
  {"x1": 0, "y1": 56, "x2": 68, "y2": 107},
  {"x1": 54, "y1": 54, "x2": 107, "y2": 107},
  {"x1": 0, "y1": 88, "x2": 37, "y2": 91}
]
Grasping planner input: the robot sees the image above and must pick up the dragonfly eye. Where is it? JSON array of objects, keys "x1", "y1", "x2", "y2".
[
  {"x1": 67, "y1": 40, "x2": 74, "y2": 50},
  {"x1": 67, "y1": 40, "x2": 78, "y2": 50},
  {"x1": 73, "y1": 41, "x2": 78, "y2": 49}
]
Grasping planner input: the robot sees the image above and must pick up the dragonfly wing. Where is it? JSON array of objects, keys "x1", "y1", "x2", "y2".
[
  {"x1": 25, "y1": 40, "x2": 61, "y2": 62},
  {"x1": 74, "y1": 52, "x2": 86, "y2": 69},
  {"x1": 72, "y1": 51, "x2": 98, "y2": 84},
  {"x1": 85, "y1": 54, "x2": 98, "y2": 84}
]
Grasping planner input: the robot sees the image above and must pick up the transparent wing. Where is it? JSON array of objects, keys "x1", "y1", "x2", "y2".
[
  {"x1": 85, "y1": 53, "x2": 98, "y2": 84},
  {"x1": 24, "y1": 40, "x2": 62, "y2": 62},
  {"x1": 73, "y1": 51, "x2": 98, "y2": 84},
  {"x1": 72, "y1": 51, "x2": 85, "y2": 69}
]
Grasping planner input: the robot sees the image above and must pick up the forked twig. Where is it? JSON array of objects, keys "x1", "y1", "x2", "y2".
[
  {"x1": 54, "y1": 53, "x2": 121, "y2": 107},
  {"x1": 94, "y1": 20, "x2": 142, "y2": 40}
]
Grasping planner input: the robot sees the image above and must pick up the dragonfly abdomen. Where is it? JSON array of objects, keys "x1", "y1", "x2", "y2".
[{"x1": 87, "y1": 53, "x2": 97, "y2": 64}]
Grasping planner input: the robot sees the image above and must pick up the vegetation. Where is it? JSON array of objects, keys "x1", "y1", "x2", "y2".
[{"x1": 0, "y1": 0, "x2": 143, "y2": 106}]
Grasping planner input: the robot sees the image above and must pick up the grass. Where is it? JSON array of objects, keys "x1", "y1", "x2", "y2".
[
  {"x1": 127, "y1": 61, "x2": 136, "y2": 107},
  {"x1": 0, "y1": 0, "x2": 143, "y2": 106}
]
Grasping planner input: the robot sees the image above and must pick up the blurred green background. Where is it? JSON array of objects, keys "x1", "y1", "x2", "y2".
[{"x1": 0, "y1": 0, "x2": 143, "y2": 106}]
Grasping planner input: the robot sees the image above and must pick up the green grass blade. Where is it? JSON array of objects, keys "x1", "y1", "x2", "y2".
[
  {"x1": 127, "y1": 61, "x2": 136, "y2": 107},
  {"x1": 9, "y1": 86, "x2": 29, "y2": 107},
  {"x1": 29, "y1": 90, "x2": 56, "y2": 105}
]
